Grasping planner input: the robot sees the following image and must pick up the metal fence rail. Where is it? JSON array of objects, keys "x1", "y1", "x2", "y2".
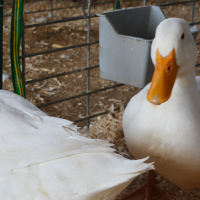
[
  {"x1": 4, "y1": 1, "x2": 114, "y2": 17},
  {"x1": 20, "y1": 0, "x2": 117, "y2": 131},
  {"x1": 0, "y1": 0, "x2": 3, "y2": 89},
  {"x1": 2, "y1": 0, "x2": 200, "y2": 131}
]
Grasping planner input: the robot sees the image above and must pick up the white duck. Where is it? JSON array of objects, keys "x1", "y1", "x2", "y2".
[
  {"x1": 122, "y1": 18, "x2": 200, "y2": 200},
  {"x1": 0, "y1": 89, "x2": 153, "y2": 200}
]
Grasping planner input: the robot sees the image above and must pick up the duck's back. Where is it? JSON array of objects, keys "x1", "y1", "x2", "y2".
[{"x1": 0, "y1": 90, "x2": 153, "y2": 200}]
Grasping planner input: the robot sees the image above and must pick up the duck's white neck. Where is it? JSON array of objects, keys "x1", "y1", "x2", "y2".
[
  {"x1": 169, "y1": 65, "x2": 199, "y2": 108},
  {"x1": 159, "y1": 65, "x2": 199, "y2": 109},
  {"x1": 174, "y1": 66, "x2": 196, "y2": 90}
]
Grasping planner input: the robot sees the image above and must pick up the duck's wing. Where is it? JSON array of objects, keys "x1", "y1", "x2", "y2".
[
  {"x1": 0, "y1": 90, "x2": 47, "y2": 116},
  {"x1": 0, "y1": 111, "x2": 114, "y2": 182},
  {"x1": 1, "y1": 154, "x2": 153, "y2": 200},
  {"x1": 0, "y1": 90, "x2": 153, "y2": 200},
  {"x1": 0, "y1": 90, "x2": 114, "y2": 181}
]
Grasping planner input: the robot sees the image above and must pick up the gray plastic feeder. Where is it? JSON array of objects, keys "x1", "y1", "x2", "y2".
[{"x1": 99, "y1": 6, "x2": 199, "y2": 88}]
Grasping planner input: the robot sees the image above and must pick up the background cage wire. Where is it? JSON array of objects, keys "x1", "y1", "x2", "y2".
[{"x1": 1, "y1": 0, "x2": 200, "y2": 131}]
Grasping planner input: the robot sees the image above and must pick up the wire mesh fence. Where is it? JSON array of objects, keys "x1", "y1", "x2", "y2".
[{"x1": 2, "y1": 0, "x2": 200, "y2": 131}]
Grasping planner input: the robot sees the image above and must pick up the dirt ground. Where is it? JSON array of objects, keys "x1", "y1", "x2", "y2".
[
  {"x1": 2, "y1": 0, "x2": 199, "y2": 128},
  {"x1": 3, "y1": 0, "x2": 200, "y2": 199},
  {"x1": 3, "y1": 0, "x2": 143, "y2": 129}
]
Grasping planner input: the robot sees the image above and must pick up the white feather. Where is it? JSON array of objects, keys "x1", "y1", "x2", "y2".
[
  {"x1": 0, "y1": 90, "x2": 153, "y2": 199},
  {"x1": 123, "y1": 18, "x2": 200, "y2": 191}
]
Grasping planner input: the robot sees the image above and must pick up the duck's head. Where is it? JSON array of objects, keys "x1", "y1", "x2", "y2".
[{"x1": 147, "y1": 18, "x2": 197, "y2": 105}]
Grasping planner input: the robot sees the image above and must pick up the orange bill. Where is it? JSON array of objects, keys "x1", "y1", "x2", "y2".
[{"x1": 147, "y1": 48, "x2": 179, "y2": 105}]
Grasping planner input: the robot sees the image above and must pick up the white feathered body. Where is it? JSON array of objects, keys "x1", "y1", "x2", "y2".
[
  {"x1": 123, "y1": 79, "x2": 200, "y2": 191},
  {"x1": 0, "y1": 90, "x2": 153, "y2": 200},
  {"x1": 123, "y1": 18, "x2": 200, "y2": 192}
]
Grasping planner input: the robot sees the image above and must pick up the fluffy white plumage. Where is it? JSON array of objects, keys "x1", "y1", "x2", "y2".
[
  {"x1": 0, "y1": 90, "x2": 153, "y2": 200},
  {"x1": 123, "y1": 18, "x2": 200, "y2": 191}
]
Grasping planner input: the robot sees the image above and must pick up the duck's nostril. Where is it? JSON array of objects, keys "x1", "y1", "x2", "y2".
[{"x1": 166, "y1": 62, "x2": 171, "y2": 72}]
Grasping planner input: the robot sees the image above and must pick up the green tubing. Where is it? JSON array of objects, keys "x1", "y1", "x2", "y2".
[
  {"x1": 114, "y1": 0, "x2": 120, "y2": 9},
  {"x1": 0, "y1": 0, "x2": 3, "y2": 89},
  {"x1": 10, "y1": 0, "x2": 26, "y2": 97}
]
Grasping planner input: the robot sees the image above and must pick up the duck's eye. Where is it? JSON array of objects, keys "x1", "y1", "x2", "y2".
[{"x1": 181, "y1": 33, "x2": 185, "y2": 39}]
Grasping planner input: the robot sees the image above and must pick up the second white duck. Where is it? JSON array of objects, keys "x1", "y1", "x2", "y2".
[{"x1": 123, "y1": 18, "x2": 200, "y2": 199}]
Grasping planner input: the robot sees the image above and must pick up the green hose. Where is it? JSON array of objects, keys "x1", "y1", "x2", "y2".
[
  {"x1": 114, "y1": 0, "x2": 120, "y2": 9},
  {"x1": 10, "y1": 0, "x2": 26, "y2": 97},
  {"x1": 0, "y1": 0, "x2": 3, "y2": 89}
]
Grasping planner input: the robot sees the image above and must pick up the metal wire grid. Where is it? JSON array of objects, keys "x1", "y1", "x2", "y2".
[
  {"x1": 3, "y1": 0, "x2": 114, "y2": 17},
  {"x1": 2, "y1": 0, "x2": 200, "y2": 131},
  {"x1": 20, "y1": 0, "x2": 115, "y2": 131}
]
